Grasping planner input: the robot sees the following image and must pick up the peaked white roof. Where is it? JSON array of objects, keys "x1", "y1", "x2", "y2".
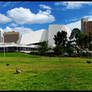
[
  {"x1": 20, "y1": 24, "x2": 71, "y2": 47},
  {"x1": 48, "y1": 24, "x2": 71, "y2": 47},
  {"x1": 20, "y1": 29, "x2": 47, "y2": 45}
]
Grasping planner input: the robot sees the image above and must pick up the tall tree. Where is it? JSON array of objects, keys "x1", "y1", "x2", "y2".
[
  {"x1": 53, "y1": 31, "x2": 67, "y2": 55},
  {"x1": 54, "y1": 31, "x2": 67, "y2": 47},
  {"x1": 70, "y1": 28, "x2": 81, "y2": 40}
]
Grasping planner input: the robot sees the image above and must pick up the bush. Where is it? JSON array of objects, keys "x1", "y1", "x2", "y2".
[
  {"x1": 38, "y1": 41, "x2": 50, "y2": 55},
  {"x1": 53, "y1": 45, "x2": 65, "y2": 55},
  {"x1": 66, "y1": 47, "x2": 76, "y2": 56}
]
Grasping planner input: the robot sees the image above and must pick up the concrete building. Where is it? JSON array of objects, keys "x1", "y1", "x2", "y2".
[
  {"x1": 81, "y1": 18, "x2": 92, "y2": 35},
  {"x1": 20, "y1": 24, "x2": 71, "y2": 48},
  {"x1": 48, "y1": 24, "x2": 71, "y2": 47},
  {"x1": 3, "y1": 31, "x2": 20, "y2": 43},
  {"x1": 20, "y1": 29, "x2": 48, "y2": 45},
  {"x1": 0, "y1": 24, "x2": 71, "y2": 52}
]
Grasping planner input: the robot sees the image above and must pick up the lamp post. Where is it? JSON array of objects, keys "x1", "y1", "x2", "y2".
[
  {"x1": 3, "y1": 36, "x2": 5, "y2": 57},
  {"x1": 4, "y1": 45, "x2": 5, "y2": 57}
]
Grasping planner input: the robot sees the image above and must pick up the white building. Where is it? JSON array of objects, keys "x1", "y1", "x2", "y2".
[
  {"x1": 20, "y1": 24, "x2": 71, "y2": 48},
  {"x1": 48, "y1": 24, "x2": 71, "y2": 47},
  {"x1": 0, "y1": 24, "x2": 71, "y2": 52},
  {"x1": 20, "y1": 29, "x2": 48, "y2": 45}
]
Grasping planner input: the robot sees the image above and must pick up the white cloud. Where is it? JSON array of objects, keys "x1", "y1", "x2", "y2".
[
  {"x1": 4, "y1": 26, "x2": 12, "y2": 32},
  {"x1": 7, "y1": 7, "x2": 55, "y2": 24},
  {"x1": 10, "y1": 23, "x2": 17, "y2": 27},
  {"x1": 39, "y1": 4, "x2": 52, "y2": 10},
  {"x1": 66, "y1": 15, "x2": 92, "y2": 30},
  {"x1": 66, "y1": 20, "x2": 81, "y2": 30},
  {"x1": 0, "y1": 13, "x2": 11, "y2": 23},
  {"x1": 83, "y1": 15, "x2": 92, "y2": 21},
  {"x1": 0, "y1": 28, "x2": 4, "y2": 32},
  {"x1": 0, "y1": 26, "x2": 12, "y2": 37},
  {"x1": 12, "y1": 27, "x2": 33, "y2": 34},
  {"x1": 55, "y1": 1, "x2": 92, "y2": 9},
  {"x1": 0, "y1": 26, "x2": 33, "y2": 35},
  {"x1": 65, "y1": 18, "x2": 79, "y2": 23},
  {"x1": 0, "y1": 2, "x2": 18, "y2": 7}
]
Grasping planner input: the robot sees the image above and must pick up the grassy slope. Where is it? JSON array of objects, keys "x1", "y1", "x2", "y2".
[{"x1": 0, "y1": 52, "x2": 92, "y2": 91}]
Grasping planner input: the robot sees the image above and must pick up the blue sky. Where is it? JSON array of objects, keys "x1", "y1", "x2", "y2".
[{"x1": 0, "y1": 1, "x2": 92, "y2": 34}]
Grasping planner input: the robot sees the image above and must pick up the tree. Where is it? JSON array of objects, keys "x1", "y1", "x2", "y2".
[
  {"x1": 70, "y1": 28, "x2": 85, "y2": 48},
  {"x1": 69, "y1": 28, "x2": 92, "y2": 56},
  {"x1": 53, "y1": 45, "x2": 64, "y2": 55},
  {"x1": 66, "y1": 47, "x2": 76, "y2": 56},
  {"x1": 53, "y1": 31, "x2": 67, "y2": 55},
  {"x1": 38, "y1": 41, "x2": 49, "y2": 55},
  {"x1": 54, "y1": 31, "x2": 67, "y2": 47},
  {"x1": 88, "y1": 32, "x2": 92, "y2": 49},
  {"x1": 71, "y1": 28, "x2": 81, "y2": 39},
  {"x1": 69, "y1": 28, "x2": 85, "y2": 56}
]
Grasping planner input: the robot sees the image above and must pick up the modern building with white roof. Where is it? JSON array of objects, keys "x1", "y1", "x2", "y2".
[
  {"x1": 20, "y1": 24, "x2": 71, "y2": 48},
  {"x1": 48, "y1": 24, "x2": 71, "y2": 47},
  {"x1": 0, "y1": 24, "x2": 71, "y2": 52},
  {"x1": 20, "y1": 29, "x2": 48, "y2": 45}
]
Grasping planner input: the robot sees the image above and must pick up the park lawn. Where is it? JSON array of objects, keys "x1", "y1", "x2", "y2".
[{"x1": 0, "y1": 52, "x2": 92, "y2": 91}]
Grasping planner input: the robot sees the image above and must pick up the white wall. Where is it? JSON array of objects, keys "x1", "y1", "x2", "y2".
[
  {"x1": 48, "y1": 24, "x2": 71, "y2": 47},
  {"x1": 20, "y1": 29, "x2": 48, "y2": 44},
  {"x1": 20, "y1": 24, "x2": 71, "y2": 48}
]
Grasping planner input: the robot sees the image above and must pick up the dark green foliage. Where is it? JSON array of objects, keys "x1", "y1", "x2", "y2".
[
  {"x1": 38, "y1": 41, "x2": 50, "y2": 55},
  {"x1": 54, "y1": 31, "x2": 67, "y2": 47},
  {"x1": 70, "y1": 28, "x2": 81, "y2": 40},
  {"x1": 89, "y1": 43, "x2": 92, "y2": 51},
  {"x1": 70, "y1": 28, "x2": 92, "y2": 50},
  {"x1": 53, "y1": 31, "x2": 67, "y2": 55},
  {"x1": 53, "y1": 45, "x2": 65, "y2": 55},
  {"x1": 53, "y1": 28, "x2": 92, "y2": 56},
  {"x1": 66, "y1": 47, "x2": 76, "y2": 56}
]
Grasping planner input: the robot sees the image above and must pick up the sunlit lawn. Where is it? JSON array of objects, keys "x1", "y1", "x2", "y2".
[{"x1": 0, "y1": 52, "x2": 92, "y2": 91}]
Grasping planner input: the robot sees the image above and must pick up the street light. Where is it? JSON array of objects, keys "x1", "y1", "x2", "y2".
[
  {"x1": 4, "y1": 45, "x2": 5, "y2": 57},
  {"x1": 3, "y1": 37, "x2": 5, "y2": 57}
]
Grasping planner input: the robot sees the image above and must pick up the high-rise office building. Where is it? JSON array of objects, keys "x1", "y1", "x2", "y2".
[
  {"x1": 4, "y1": 31, "x2": 19, "y2": 43},
  {"x1": 81, "y1": 18, "x2": 92, "y2": 34}
]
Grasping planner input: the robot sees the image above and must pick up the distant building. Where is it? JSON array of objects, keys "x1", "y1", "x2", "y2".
[
  {"x1": 81, "y1": 18, "x2": 92, "y2": 35},
  {"x1": 48, "y1": 24, "x2": 71, "y2": 47},
  {"x1": 3, "y1": 31, "x2": 20, "y2": 43}
]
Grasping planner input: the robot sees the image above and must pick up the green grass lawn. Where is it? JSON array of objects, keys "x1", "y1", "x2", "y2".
[{"x1": 0, "y1": 52, "x2": 92, "y2": 91}]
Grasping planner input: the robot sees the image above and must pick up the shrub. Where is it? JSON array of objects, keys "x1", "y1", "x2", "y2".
[
  {"x1": 53, "y1": 45, "x2": 65, "y2": 55},
  {"x1": 66, "y1": 47, "x2": 76, "y2": 56},
  {"x1": 38, "y1": 41, "x2": 50, "y2": 55}
]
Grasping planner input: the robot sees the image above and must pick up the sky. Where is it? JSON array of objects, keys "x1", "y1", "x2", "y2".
[{"x1": 0, "y1": 1, "x2": 92, "y2": 35}]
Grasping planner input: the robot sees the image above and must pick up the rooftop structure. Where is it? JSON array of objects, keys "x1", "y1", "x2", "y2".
[{"x1": 20, "y1": 29, "x2": 48, "y2": 45}]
